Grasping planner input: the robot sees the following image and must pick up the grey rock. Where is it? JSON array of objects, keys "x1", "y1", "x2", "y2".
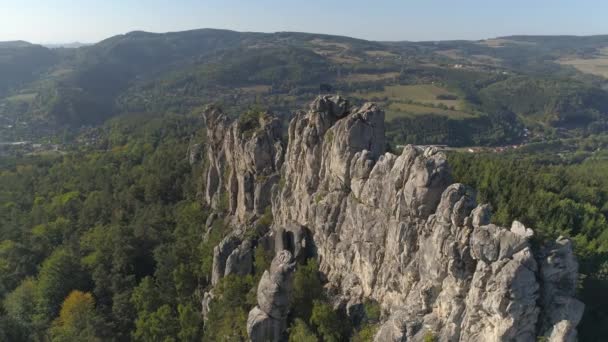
[
  {"x1": 225, "y1": 239, "x2": 253, "y2": 278},
  {"x1": 247, "y1": 307, "x2": 283, "y2": 342},
  {"x1": 202, "y1": 105, "x2": 283, "y2": 223},
  {"x1": 270, "y1": 96, "x2": 583, "y2": 342},
  {"x1": 247, "y1": 250, "x2": 296, "y2": 342},
  {"x1": 274, "y1": 223, "x2": 311, "y2": 262},
  {"x1": 511, "y1": 220, "x2": 534, "y2": 238},
  {"x1": 471, "y1": 204, "x2": 491, "y2": 227},
  {"x1": 201, "y1": 291, "x2": 214, "y2": 321},
  {"x1": 374, "y1": 311, "x2": 408, "y2": 342},
  {"x1": 538, "y1": 237, "x2": 585, "y2": 342},
  {"x1": 211, "y1": 235, "x2": 254, "y2": 286},
  {"x1": 199, "y1": 96, "x2": 583, "y2": 341},
  {"x1": 187, "y1": 142, "x2": 203, "y2": 165}
]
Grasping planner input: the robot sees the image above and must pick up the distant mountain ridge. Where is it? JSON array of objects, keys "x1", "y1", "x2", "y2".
[
  {"x1": 43, "y1": 42, "x2": 91, "y2": 49},
  {"x1": 2, "y1": 28, "x2": 608, "y2": 144}
]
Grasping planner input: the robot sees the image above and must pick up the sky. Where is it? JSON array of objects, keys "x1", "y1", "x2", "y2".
[{"x1": 1, "y1": 0, "x2": 607, "y2": 44}]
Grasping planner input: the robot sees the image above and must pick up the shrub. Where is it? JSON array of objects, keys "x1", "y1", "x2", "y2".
[
  {"x1": 288, "y1": 318, "x2": 318, "y2": 342},
  {"x1": 290, "y1": 259, "x2": 324, "y2": 321}
]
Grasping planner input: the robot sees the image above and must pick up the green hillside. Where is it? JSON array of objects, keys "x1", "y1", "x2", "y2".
[{"x1": 2, "y1": 29, "x2": 608, "y2": 147}]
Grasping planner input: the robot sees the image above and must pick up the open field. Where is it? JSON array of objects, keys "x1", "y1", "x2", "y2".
[
  {"x1": 354, "y1": 84, "x2": 463, "y2": 109},
  {"x1": 436, "y1": 49, "x2": 464, "y2": 59},
  {"x1": 309, "y1": 38, "x2": 350, "y2": 51},
  {"x1": 365, "y1": 50, "x2": 398, "y2": 58},
  {"x1": 436, "y1": 49, "x2": 502, "y2": 66},
  {"x1": 49, "y1": 68, "x2": 74, "y2": 77},
  {"x1": 341, "y1": 72, "x2": 400, "y2": 83},
  {"x1": 470, "y1": 54, "x2": 502, "y2": 65},
  {"x1": 309, "y1": 38, "x2": 362, "y2": 64},
  {"x1": 237, "y1": 85, "x2": 271, "y2": 94},
  {"x1": 325, "y1": 54, "x2": 361, "y2": 64},
  {"x1": 4, "y1": 92, "x2": 37, "y2": 103},
  {"x1": 558, "y1": 56, "x2": 608, "y2": 78},
  {"x1": 386, "y1": 102, "x2": 476, "y2": 121},
  {"x1": 477, "y1": 38, "x2": 537, "y2": 48}
]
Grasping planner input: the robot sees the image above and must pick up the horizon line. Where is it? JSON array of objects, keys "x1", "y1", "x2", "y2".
[{"x1": 4, "y1": 27, "x2": 608, "y2": 46}]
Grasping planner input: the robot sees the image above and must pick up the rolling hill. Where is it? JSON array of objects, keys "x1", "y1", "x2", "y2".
[{"x1": 2, "y1": 29, "x2": 608, "y2": 146}]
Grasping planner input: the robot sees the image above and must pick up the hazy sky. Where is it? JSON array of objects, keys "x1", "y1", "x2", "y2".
[{"x1": 1, "y1": 0, "x2": 607, "y2": 43}]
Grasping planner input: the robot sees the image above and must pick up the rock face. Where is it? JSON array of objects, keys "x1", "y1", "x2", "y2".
[
  {"x1": 201, "y1": 96, "x2": 583, "y2": 342},
  {"x1": 538, "y1": 238, "x2": 585, "y2": 342},
  {"x1": 269, "y1": 96, "x2": 583, "y2": 342},
  {"x1": 211, "y1": 234, "x2": 253, "y2": 286},
  {"x1": 203, "y1": 106, "x2": 283, "y2": 223},
  {"x1": 247, "y1": 250, "x2": 296, "y2": 342}
]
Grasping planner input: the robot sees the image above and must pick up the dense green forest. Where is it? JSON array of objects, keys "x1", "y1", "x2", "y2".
[{"x1": 0, "y1": 114, "x2": 206, "y2": 340}]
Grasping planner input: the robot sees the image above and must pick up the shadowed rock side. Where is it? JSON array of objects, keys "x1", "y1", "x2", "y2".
[
  {"x1": 268, "y1": 96, "x2": 583, "y2": 342},
  {"x1": 203, "y1": 105, "x2": 284, "y2": 224}
]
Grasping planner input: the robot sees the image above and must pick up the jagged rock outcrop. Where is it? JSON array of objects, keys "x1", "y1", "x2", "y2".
[
  {"x1": 201, "y1": 106, "x2": 283, "y2": 315},
  {"x1": 187, "y1": 141, "x2": 203, "y2": 165},
  {"x1": 247, "y1": 250, "x2": 296, "y2": 342},
  {"x1": 538, "y1": 238, "x2": 585, "y2": 341},
  {"x1": 203, "y1": 106, "x2": 283, "y2": 223},
  {"x1": 200, "y1": 96, "x2": 583, "y2": 342},
  {"x1": 269, "y1": 95, "x2": 583, "y2": 342},
  {"x1": 211, "y1": 234, "x2": 253, "y2": 286}
]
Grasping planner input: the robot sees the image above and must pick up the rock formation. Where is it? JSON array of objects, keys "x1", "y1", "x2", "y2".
[
  {"x1": 271, "y1": 96, "x2": 583, "y2": 342},
  {"x1": 247, "y1": 250, "x2": 296, "y2": 341},
  {"x1": 211, "y1": 234, "x2": 253, "y2": 286},
  {"x1": 200, "y1": 96, "x2": 584, "y2": 342},
  {"x1": 201, "y1": 106, "x2": 284, "y2": 323},
  {"x1": 203, "y1": 105, "x2": 283, "y2": 224}
]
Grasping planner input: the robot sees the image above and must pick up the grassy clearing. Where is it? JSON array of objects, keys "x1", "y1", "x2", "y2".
[
  {"x1": 354, "y1": 84, "x2": 463, "y2": 109},
  {"x1": 327, "y1": 54, "x2": 361, "y2": 64},
  {"x1": 341, "y1": 72, "x2": 400, "y2": 83},
  {"x1": 470, "y1": 54, "x2": 502, "y2": 65},
  {"x1": 477, "y1": 38, "x2": 537, "y2": 48},
  {"x1": 436, "y1": 49, "x2": 464, "y2": 59},
  {"x1": 50, "y1": 68, "x2": 74, "y2": 77},
  {"x1": 310, "y1": 39, "x2": 350, "y2": 51},
  {"x1": 386, "y1": 103, "x2": 476, "y2": 121},
  {"x1": 365, "y1": 50, "x2": 398, "y2": 58},
  {"x1": 310, "y1": 39, "x2": 361, "y2": 64},
  {"x1": 238, "y1": 85, "x2": 271, "y2": 94},
  {"x1": 5, "y1": 92, "x2": 37, "y2": 103},
  {"x1": 436, "y1": 50, "x2": 502, "y2": 65},
  {"x1": 558, "y1": 57, "x2": 608, "y2": 78},
  {"x1": 351, "y1": 84, "x2": 476, "y2": 122}
]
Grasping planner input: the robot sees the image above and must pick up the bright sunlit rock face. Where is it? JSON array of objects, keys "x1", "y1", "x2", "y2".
[{"x1": 272, "y1": 96, "x2": 583, "y2": 342}]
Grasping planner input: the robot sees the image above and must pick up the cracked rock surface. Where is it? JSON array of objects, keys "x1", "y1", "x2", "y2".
[
  {"x1": 247, "y1": 250, "x2": 296, "y2": 342},
  {"x1": 271, "y1": 96, "x2": 583, "y2": 342},
  {"x1": 201, "y1": 96, "x2": 583, "y2": 342},
  {"x1": 203, "y1": 105, "x2": 283, "y2": 224}
]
